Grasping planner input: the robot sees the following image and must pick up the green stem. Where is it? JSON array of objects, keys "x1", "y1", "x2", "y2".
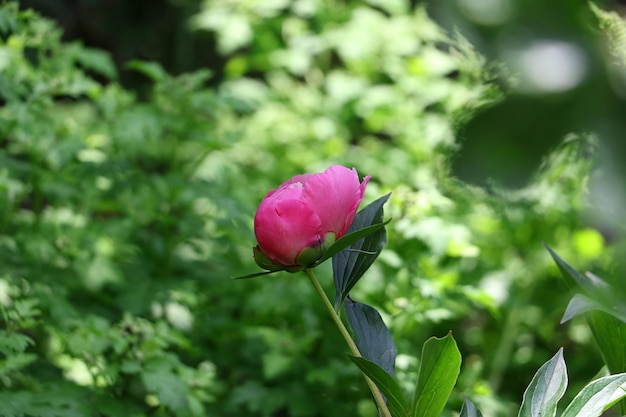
[{"x1": 305, "y1": 269, "x2": 393, "y2": 417}]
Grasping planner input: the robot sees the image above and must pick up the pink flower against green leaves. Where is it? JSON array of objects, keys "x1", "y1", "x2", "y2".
[{"x1": 254, "y1": 165, "x2": 370, "y2": 270}]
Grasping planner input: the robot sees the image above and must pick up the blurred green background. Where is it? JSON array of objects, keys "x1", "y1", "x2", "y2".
[{"x1": 1, "y1": 0, "x2": 625, "y2": 416}]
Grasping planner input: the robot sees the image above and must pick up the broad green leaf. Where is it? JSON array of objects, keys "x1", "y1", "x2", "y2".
[
  {"x1": 460, "y1": 396, "x2": 484, "y2": 417},
  {"x1": 332, "y1": 193, "x2": 390, "y2": 310},
  {"x1": 344, "y1": 298, "x2": 396, "y2": 377},
  {"x1": 518, "y1": 348, "x2": 568, "y2": 417},
  {"x1": 561, "y1": 373, "x2": 626, "y2": 417},
  {"x1": 411, "y1": 333, "x2": 462, "y2": 417},
  {"x1": 349, "y1": 355, "x2": 410, "y2": 417}
]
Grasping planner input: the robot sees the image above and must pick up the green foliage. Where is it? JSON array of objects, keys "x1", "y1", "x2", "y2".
[
  {"x1": 411, "y1": 334, "x2": 461, "y2": 417},
  {"x1": 466, "y1": 347, "x2": 626, "y2": 417},
  {"x1": 591, "y1": 3, "x2": 626, "y2": 76},
  {"x1": 460, "y1": 397, "x2": 484, "y2": 417},
  {"x1": 518, "y1": 349, "x2": 567, "y2": 417},
  {"x1": 333, "y1": 194, "x2": 390, "y2": 310},
  {"x1": 561, "y1": 374, "x2": 626, "y2": 417},
  {"x1": 0, "y1": 0, "x2": 619, "y2": 416},
  {"x1": 344, "y1": 298, "x2": 396, "y2": 378},
  {"x1": 349, "y1": 355, "x2": 410, "y2": 417},
  {"x1": 0, "y1": 3, "x2": 226, "y2": 415},
  {"x1": 546, "y1": 247, "x2": 626, "y2": 414}
]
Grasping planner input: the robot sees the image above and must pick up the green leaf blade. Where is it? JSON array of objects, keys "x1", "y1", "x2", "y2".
[
  {"x1": 344, "y1": 298, "x2": 396, "y2": 377},
  {"x1": 561, "y1": 373, "x2": 626, "y2": 417},
  {"x1": 544, "y1": 245, "x2": 626, "y2": 380},
  {"x1": 518, "y1": 348, "x2": 568, "y2": 417},
  {"x1": 349, "y1": 355, "x2": 410, "y2": 417},
  {"x1": 544, "y1": 244, "x2": 593, "y2": 291},
  {"x1": 460, "y1": 396, "x2": 484, "y2": 417},
  {"x1": 562, "y1": 293, "x2": 626, "y2": 324},
  {"x1": 587, "y1": 311, "x2": 626, "y2": 376},
  {"x1": 332, "y1": 193, "x2": 390, "y2": 310},
  {"x1": 318, "y1": 220, "x2": 388, "y2": 266},
  {"x1": 410, "y1": 333, "x2": 462, "y2": 417},
  {"x1": 544, "y1": 244, "x2": 616, "y2": 306}
]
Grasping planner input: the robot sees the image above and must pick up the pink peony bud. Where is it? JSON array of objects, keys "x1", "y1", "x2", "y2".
[{"x1": 254, "y1": 165, "x2": 370, "y2": 269}]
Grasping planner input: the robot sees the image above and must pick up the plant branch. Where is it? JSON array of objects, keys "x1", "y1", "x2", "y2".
[{"x1": 305, "y1": 268, "x2": 393, "y2": 417}]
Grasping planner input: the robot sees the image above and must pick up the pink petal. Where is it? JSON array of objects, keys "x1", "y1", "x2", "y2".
[
  {"x1": 254, "y1": 198, "x2": 323, "y2": 266},
  {"x1": 340, "y1": 173, "x2": 370, "y2": 236},
  {"x1": 282, "y1": 173, "x2": 312, "y2": 188},
  {"x1": 262, "y1": 178, "x2": 305, "y2": 200},
  {"x1": 301, "y1": 165, "x2": 369, "y2": 238}
]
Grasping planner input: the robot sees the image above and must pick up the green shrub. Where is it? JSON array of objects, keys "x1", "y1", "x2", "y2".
[{"x1": 0, "y1": 1, "x2": 610, "y2": 416}]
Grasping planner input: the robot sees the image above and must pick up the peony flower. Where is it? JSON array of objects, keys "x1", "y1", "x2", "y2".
[{"x1": 253, "y1": 165, "x2": 370, "y2": 270}]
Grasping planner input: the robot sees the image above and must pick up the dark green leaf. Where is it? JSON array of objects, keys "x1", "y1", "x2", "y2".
[
  {"x1": 561, "y1": 373, "x2": 626, "y2": 417},
  {"x1": 411, "y1": 333, "x2": 462, "y2": 417},
  {"x1": 460, "y1": 396, "x2": 484, "y2": 417},
  {"x1": 333, "y1": 194, "x2": 390, "y2": 310},
  {"x1": 518, "y1": 348, "x2": 568, "y2": 417},
  {"x1": 349, "y1": 355, "x2": 410, "y2": 417},
  {"x1": 344, "y1": 298, "x2": 396, "y2": 377}
]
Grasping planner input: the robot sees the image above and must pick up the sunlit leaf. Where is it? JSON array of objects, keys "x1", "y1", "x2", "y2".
[
  {"x1": 411, "y1": 333, "x2": 462, "y2": 417},
  {"x1": 518, "y1": 348, "x2": 568, "y2": 417},
  {"x1": 561, "y1": 373, "x2": 626, "y2": 417}
]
